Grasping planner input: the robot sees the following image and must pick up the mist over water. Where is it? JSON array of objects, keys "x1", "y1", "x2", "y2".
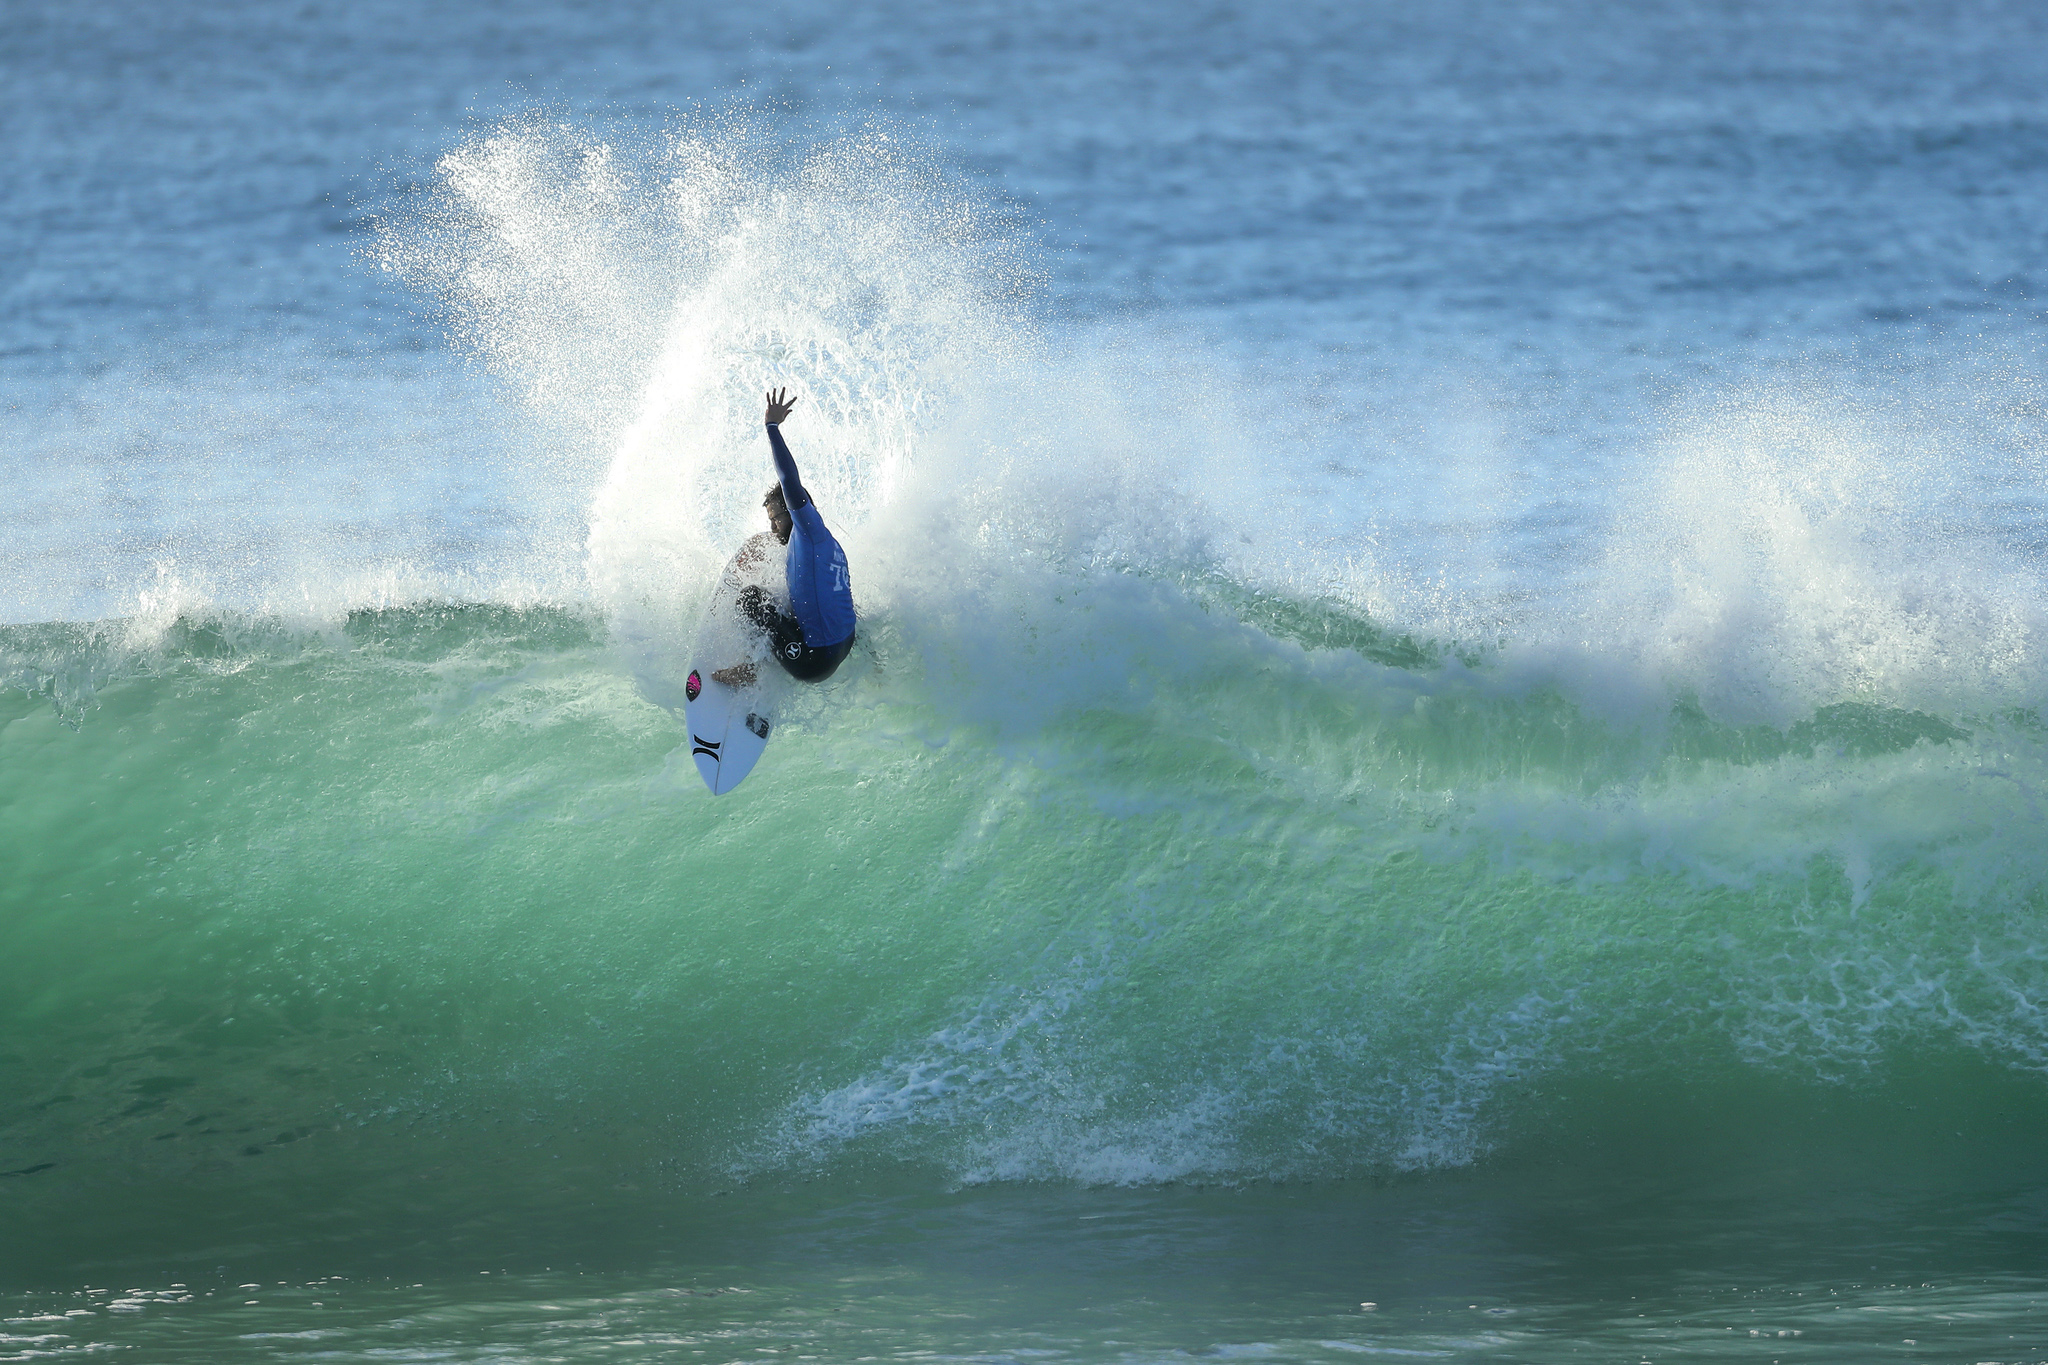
[{"x1": 8, "y1": 2, "x2": 2048, "y2": 1360}]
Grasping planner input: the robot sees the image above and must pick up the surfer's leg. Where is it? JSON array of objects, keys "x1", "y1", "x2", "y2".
[
  {"x1": 737, "y1": 585, "x2": 805, "y2": 654},
  {"x1": 738, "y1": 586, "x2": 851, "y2": 682}
]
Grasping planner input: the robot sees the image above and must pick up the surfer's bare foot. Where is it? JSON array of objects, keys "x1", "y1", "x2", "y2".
[{"x1": 711, "y1": 660, "x2": 757, "y2": 688}]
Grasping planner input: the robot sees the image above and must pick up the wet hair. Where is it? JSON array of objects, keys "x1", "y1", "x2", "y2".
[{"x1": 763, "y1": 484, "x2": 788, "y2": 517}]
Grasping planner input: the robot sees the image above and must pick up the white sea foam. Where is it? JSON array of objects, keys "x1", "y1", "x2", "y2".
[
  {"x1": 734, "y1": 914, "x2": 1581, "y2": 1186},
  {"x1": 1537, "y1": 379, "x2": 2048, "y2": 726}
]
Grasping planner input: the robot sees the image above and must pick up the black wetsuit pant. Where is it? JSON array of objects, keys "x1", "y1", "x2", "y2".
[{"x1": 737, "y1": 585, "x2": 854, "y2": 682}]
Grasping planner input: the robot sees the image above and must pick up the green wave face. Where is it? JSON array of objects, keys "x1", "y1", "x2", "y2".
[{"x1": 4, "y1": 588, "x2": 2047, "y2": 1279}]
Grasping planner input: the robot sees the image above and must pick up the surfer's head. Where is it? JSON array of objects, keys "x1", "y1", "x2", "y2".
[{"x1": 764, "y1": 485, "x2": 792, "y2": 544}]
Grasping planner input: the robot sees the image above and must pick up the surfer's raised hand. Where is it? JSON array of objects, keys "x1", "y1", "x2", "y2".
[{"x1": 764, "y1": 388, "x2": 799, "y2": 425}]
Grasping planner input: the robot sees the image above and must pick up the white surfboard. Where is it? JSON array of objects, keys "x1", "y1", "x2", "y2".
[
  {"x1": 683, "y1": 669, "x2": 773, "y2": 795},
  {"x1": 683, "y1": 536, "x2": 782, "y2": 796}
]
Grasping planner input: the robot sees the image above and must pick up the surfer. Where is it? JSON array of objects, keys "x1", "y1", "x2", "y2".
[{"x1": 711, "y1": 388, "x2": 856, "y2": 686}]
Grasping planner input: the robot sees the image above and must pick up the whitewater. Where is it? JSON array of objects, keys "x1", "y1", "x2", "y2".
[{"x1": 8, "y1": 1, "x2": 2048, "y2": 1360}]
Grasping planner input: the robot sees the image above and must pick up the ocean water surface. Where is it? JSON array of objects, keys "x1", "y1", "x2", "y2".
[{"x1": 7, "y1": 0, "x2": 2048, "y2": 1360}]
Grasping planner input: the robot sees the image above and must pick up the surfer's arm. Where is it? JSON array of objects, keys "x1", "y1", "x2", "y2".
[{"x1": 765, "y1": 423, "x2": 812, "y2": 511}]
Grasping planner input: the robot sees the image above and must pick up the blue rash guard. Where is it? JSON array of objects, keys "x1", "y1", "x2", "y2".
[{"x1": 767, "y1": 424, "x2": 856, "y2": 649}]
